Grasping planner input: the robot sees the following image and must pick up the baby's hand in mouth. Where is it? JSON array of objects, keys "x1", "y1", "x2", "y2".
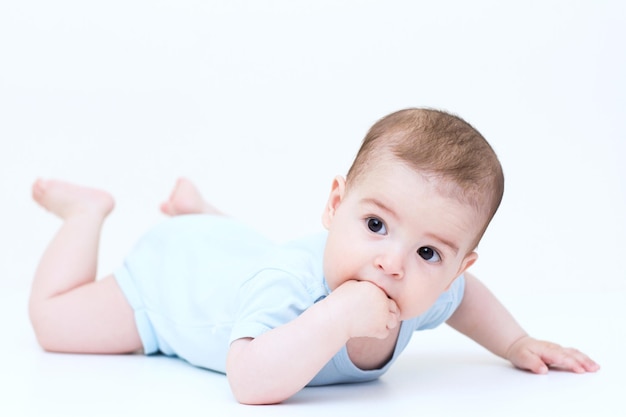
[{"x1": 332, "y1": 280, "x2": 400, "y2": 339}]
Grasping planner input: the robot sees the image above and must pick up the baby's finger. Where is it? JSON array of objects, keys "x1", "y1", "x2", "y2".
[
  {"x1": 571, "y1": 348, "x2": 600, "y2": 372},
  {"x1": 552, "y1": 348, "x2": 600, "y2": 373},
  {"x1": 387, "y1": 298, "x2": 399, "y2": 314},
  {"x1": 540, "y1": 347, "x2": 598, "y2": 373},
  {"x1": 386, "y1": 301, "x2": 400, "y2": 329},
  {"x1": 580, "y1": 355, "x2": 601, "y2": 372},
  {"x1": 513, "y1": 349, "x2": 549, "y2": 374}
]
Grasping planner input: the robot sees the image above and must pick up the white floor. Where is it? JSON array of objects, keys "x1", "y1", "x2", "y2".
[{"x1": 3, "y1": 286, "x2": 623, "y2": 417}]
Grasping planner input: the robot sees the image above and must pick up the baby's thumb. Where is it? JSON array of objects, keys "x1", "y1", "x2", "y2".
[{"x1": 514, "y1": 350, "x2": 548, "y2": 374}]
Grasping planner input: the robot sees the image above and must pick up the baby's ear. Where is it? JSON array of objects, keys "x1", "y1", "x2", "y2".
[
  {"x1": 321, "y1": 176, "x2": 346, "y2": 229},
  {"x1": 445, "y1": 252, "x2": 478, "y2": 290},
  {"x1": 458, "y1": 252, "x2": 478, "y2": 276}
]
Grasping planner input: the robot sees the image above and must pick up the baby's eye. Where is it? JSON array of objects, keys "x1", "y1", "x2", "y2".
[
  {"x1": 366, "y1": 217, "x2": 387, "y2": 235},
  {"x1": 418, "y1": 247, "x2": 441, "y2": 263}
]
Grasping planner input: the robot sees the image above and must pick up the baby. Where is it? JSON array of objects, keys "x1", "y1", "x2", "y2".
[{"x1": 29, "y1": 108, "x2": 599, "y2": 405}]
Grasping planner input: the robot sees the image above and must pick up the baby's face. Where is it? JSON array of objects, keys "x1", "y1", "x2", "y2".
[{"x1": 322, "y1": 158, "x2": 482, "y2": 320}]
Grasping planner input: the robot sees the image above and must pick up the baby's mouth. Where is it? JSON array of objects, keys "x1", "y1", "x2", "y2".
[
  {"x1": 371, "y1": 282, "x2": 392, "y2": 300},
  {"x1": 355, "y1": 278, "x2": 392, "y2": 300}
]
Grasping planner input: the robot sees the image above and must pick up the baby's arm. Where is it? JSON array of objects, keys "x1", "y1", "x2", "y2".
[
  {"x1": 226, "y1": 280, "x2": 399, "y2": 405},
  {"x1": 446, "y1": 272, "x2": 599, "y2": 374}
]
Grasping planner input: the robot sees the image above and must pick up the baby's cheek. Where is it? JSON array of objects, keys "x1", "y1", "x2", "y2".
[{"x1": 401, "y1": 292, "x2": 439, "y2": 319}]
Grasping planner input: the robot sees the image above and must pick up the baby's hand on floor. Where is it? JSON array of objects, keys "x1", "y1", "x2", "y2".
[{"x1": 505, "y1": 335, "x2": 600, "y2": 374}]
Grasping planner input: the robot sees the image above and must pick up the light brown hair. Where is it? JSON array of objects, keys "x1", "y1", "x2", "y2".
[{"x1": 346, "y1": 108, "x2": 504, "y2": 249}]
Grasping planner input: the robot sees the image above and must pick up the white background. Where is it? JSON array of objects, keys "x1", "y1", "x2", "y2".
[{"x1": 1, "y1": 1, "x2": 624, "y2": 416}]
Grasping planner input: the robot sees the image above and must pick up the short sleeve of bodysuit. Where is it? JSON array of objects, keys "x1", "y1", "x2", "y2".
[{"x1": 229, "y1": 267, "x2": 325, "y2": 344}]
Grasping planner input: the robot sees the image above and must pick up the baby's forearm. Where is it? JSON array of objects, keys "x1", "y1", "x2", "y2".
[
  {"x1": 447, "y1": 273, "x2": 600, "y2": 375},
  {"x1": 446, "y1": 272, "x2": 527, "y2": 360},
  {"x1": 226, "y1": 296, "x2": 349, "y2": 405},
  {"x1": 226, "y1": 280, "x2": 398, "y2": 404}
]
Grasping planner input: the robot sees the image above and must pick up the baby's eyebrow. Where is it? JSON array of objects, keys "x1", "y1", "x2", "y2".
[
  {"x1": 361, "y1": 197, "x2": 398, "y2": 220},
  {"x1": 424, "y1": 233, "x2": 460, "y2": 256}
]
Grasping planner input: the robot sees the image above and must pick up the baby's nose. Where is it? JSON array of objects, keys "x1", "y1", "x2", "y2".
[{"x1": 375, "y1": 251, "x2": 405, "y2": 279}]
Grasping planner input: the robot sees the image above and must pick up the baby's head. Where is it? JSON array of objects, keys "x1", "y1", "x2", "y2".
[
  {"x1": 321, "y1": 108, "x2": 504, "y2": 319},
  {"x1": 322, "y1": 109, "x2": 504, "y2": 320},
  {"x1": 346, "y1": 108, "x2": 504, "y2": 250}
]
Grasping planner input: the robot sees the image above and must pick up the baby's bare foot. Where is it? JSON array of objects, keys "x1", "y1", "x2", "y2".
[
  {"x1": 160, "y1": 177, "x2": 223, "y2": 216},
  {"x1": 32, "y1": 179, "x2": 115, "y2": 220}
]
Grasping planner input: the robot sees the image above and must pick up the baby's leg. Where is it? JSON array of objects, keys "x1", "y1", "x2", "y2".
[
  {"x1": 29, "y1": 180, "x2": 141, "y2": 353},
  {"x1": 160, "y1": 177, "x2": 225, "y2": 216}
]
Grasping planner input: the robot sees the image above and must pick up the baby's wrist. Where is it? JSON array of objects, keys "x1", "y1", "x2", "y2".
[
  {"x1": 315, "y1": 291, "x2": 353, "y2": 341},
  {"x1": 504, "y1": 334, "x2": 531, "y2": 359}
]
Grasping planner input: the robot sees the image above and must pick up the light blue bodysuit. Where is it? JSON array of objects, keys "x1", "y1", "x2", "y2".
[{"x1": 114, "y1": 214, "x2": 465, "y2": 386}]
